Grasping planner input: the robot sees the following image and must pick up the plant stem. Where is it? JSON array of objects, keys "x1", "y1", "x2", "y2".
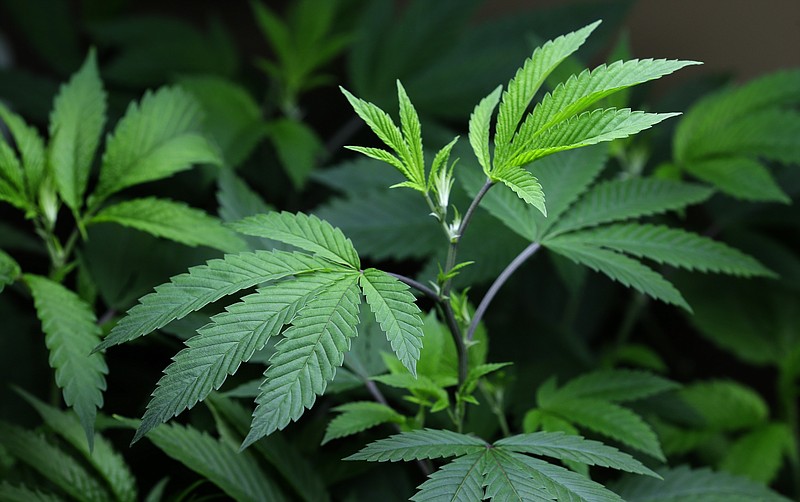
[
  {"x1": 466, "y1": 242, "x2": 541, "y2": 342},
  {"x1": 388, "y1": 273, "x2": 439, "y2": 302}
]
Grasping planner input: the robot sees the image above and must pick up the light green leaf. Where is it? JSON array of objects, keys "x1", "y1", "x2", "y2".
[
  {"x1": 554, "y1": 224, "x2": 775, "y2": 278},
  {"x1": 346, "y1": 429, "x2": 487, "y2": 462},
  {"x1": 0, "y1": 482, "x2": 64, "y2": 502},
  {"x1": 482, "y1": 450, "x2": 554, "y2": 502},
  {"x1": 544, "y1": 240, "x2": 689, "y2": 310},
  {"x1": 680, "y1": 380, "x2": 768, "y2": 432},
  {"x1": 494, "y1": 21, "x2": 600, "y2": 164},
  {"x1": 0, "y1": 421, "x2": 109, "y2": 502},
  {"x1": 216, "y1": 169, "x2": 273, "y2": 222},
  {"x1": 268, "y1": 118, "x2": 323, "y2": 189},
  {"x1": 90, "y1": 197, "x2": 247, "y2": 253},
  {"x1": 230, "y1": 211, "x2": 360, "y2": 269},
  {"x1": 493, "y1": 166, "x2": 546, "y2": 216},
  {"x1": 547, "y1": 178, "x2": 712, "y2": 238},
  {"x1": 611, "y1": 465, "x2": 792, "y2": 502},
  {"x1": 0, "y1": 101, "x2": 46, "y2": 202},
  {"x1": 544, "y1": 398, "x2": 665, "y2": 460},
  {"x1": 0, "y1": 249, "x2": 21, "y2": 293},
  {"x1": 720, "y1": 423, "x2": 794, "y2": 484},
  {"x1": 508, "y1": 109, "x2": 679, "y2": 168},
  {"x1": 495, "y1": 431, "x2": 658, "y2": 477},
  {"x1": 18, "y1": 389, "x2": 137, "y2": 502},
  {"x1": 468, "y1": 85, "x2": 502, "y2": 174},
  {"x1": 25, "y1": 274, "x2": 107, "y2": 449},
  {"x1": 322, "y1": 401, "x2": 405, "y2": 444},
  {"x1": 92, "y1": 87, "x2": 221, "y2": 204},
  {"x1": 397, "y1": 80, "x2": 424, "y2": 181},
  {"x1": 552, "y1": 369, "x2": 678, "y2": 403},
  {"x1": 685, "y1": 157, "x2": 789, "y2": 203},
  {"x1": 48, "y1": 49, "x2": 106, "y2": 211},
  {"x1": 134, "y1": 274, "x2": 332, "y2": 443},
  {"x1": 411, "y1": 452, "x2": 487, "y2": 502},
  {"x1": 512, "y1": 59, "x2": 699, "y2": 155},
  {"x1": 96, "y1": 250, "x2": 336, "y2": 351},
  {"x1": 428, "y1": 136, "x2": 459, "y2": 190},
  {"x1": 244, "y1": 273, "x2": 361, "y2": 447},
  {"x1": 360, "y1": 268, "x2": 424, "y2": 375},
  {"x1": 344, "y1": 146, "x2": 408, "y2": 174},
  {"x1": 127, "y1": 419, "x2": 288, "y2": 502}
]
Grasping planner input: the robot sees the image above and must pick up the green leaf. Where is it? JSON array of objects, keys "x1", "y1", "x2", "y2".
[
  {"x1": 493, "y1": 166, "x2": 547, "y2": 216},
  {"x1": 482, "y1": 450, "x2": 554, "y2": 502},
  {"x1": 508, "y1": 109, "x2": 679, "y2": 168},
  {"x1": 411, "y1": 451, "x2": 487, "y2": 502},
  {"x1": 0, "y1": 421, "x2": 110, "y2": 502},
  {"x1": 25, "y1": 274, "x2": 108, "y2": 449},
  {"x1": 680, "y1": 380, "x2": 768, "y2": 431},
  {"x1": 397, "y1": 80, "x2": 425, "y2": 181},
  {"x1": 544, "y1": 240, "x2": 689, "y2": 310},
  {"x1": 18, "y1": 389, "x2": 137, "y2": 502},
  {"x1": 96, "y1": 250, "x2": 335, "y2": 351},
  {"x1": 244, "y1": 273, "x2": 361, "y2": 447},
  {"x1": 134, "y1": 274, "x2": 332, "y2": 443},
  {"x1": 543, "y1": 398, "x2": 665, "y2": 460},
  {"x1": 468, "y1": 85, "x2": 502, "y2": 174},
  {"x1": 494, "y1": 21, "x2": 599, "y2": 163},
  {"x1": 268, "y1": 118, "x2": 324, "y2": 189},
  {"x1": 684, "y1": 157, "x2": 790, "y2": 203},
  {"x1": 344, "y1": 146, "x2": 408, "y2": 174},
  {"x1": 611, "y1": 465, "x2": 792, "y2": 502},
  {"x1": 0, "y1": 249, "x2": 21, "y2": 293},
  {"x1": 322, "y1": 401, "x2": 405, "y2": 444},
  {"x1": 359, "y1": 268, "x2": 424, "y2": 375},
  {"x1": 92, "y1": 86, "x2": 221, "y2": 204},
  {"x1": 217, "y1": 169, "x2": 273, "y2": 222},
  {"x1": 0, "y1": 482, "x2": 63, "y2": 502},
  {"x1": 720, "y1": 423, "x2": 794, "y2": 484},
  {"x1": 552, "y1": 369, "x2": 679, "y2": 403},
  {"x1": 48, "y1": 49, "x2": 106, "y2": 211},
  {"x1": 496, "y1": 431, "x2": 659, "y2": 476},
  {"x1": 346, "y1": 429, "x2": 487, "y2": 462},
  {"x1": 512, "y1": 59, "x2": 699, "y2": 156},
  {"x1": 547, "y1": 178, "x2": 712, "y2": 237},
  {"x1": 0, "y1": 101, "x2": 46, "y2": 202},
  {"x1": 552, "y1": 224, "x2": 774, "y2": 278},
  {"x1": 90, "y1": 197, "x2": 247, "y2": 253},
  {"x1": 230, "y1": 211, "x2": 360, "y2": 269},
  {"x1": 125, "y1": 419, "x2": 288, "y2": 502}
]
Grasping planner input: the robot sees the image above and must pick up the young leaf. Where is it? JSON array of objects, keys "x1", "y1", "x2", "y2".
[
  {"x1": 126, "y1": 419, "x2": 288, "y2": 502},
  {"x1": 507, "y1": 109, "x2": 679, "y2": 168},
  {"x1": 0, "y1": 102, "x2": 46, "y2": 201},
  {"x1": 48, "y1": 49, "x2": 106, "y2": 211},
  {"x1": 0, "y1": 421, "x2": 110, "y2": 502},
  {"x1": 25, "y1": 274, "x2": 108, "y2": 449},
  {"x1": 544, "y1": 240, "x2": 689, "y2": 310},
  {"x1": 495, "y1": 431, "x2": 658, "y2": 476},
  {"x1": 0, "y1": 249, "x2": 21, "y2": 293},
  {"x1": 552, "y1": 369, "x2": 679, "y2": 403},
  {"x1": 18, "y1": 389, "x2": 137, "y2": 502},
  {"x1": 322, "y1": 401, "x2": 405, "y2": 444},
  {"x1": 244, "y1": 273, "x2": 361, "y2": 447},
  {"x1": 230, "y1": 211, "x2": 360, "y2": 269},
  {"x1": 91, "y1": 87, "x2": 221, "y2": 204},
  {"x1": 493, "y1": 166, "x2": 547, "y2": 216},
  {"x1": 397, "y1": 80, "x2": 425, "y2": 181},
  {"x1": 611, "y1": 465, "x2": 792, "y2": 502},
  {"x1": 468, "y1": 85, "x2": 502, "y2": 174},
  {"x1": 684, "y1": 157, "x2": 790, "y2": 203},
  {"x1": 547, "y1": 178, "x2": 712, "y2": 238},
  {"x1": 555, "y1": 224, "x2": 775, "y2": 278},
  {"x1": 96, "y1": 250, "x2": 335, "y2": 351},
  {"x1": 411, "y1": 451, "x2": 487, "y2": 502},
  {"x1": 482, "y1": 449, "x2": 554, "y2": 502},
  {"x1": 359, "y1": 268, "x2": 424, "y2": 375},
  {"x1": 494, "y1": 21, "x2": 600, "y2": 164},
  {"x1": 346, "y1": 429, "x2": 487, "y2": 462},
  {"x1": 134, "y1": 274, "x2": 332, "y2": 443},
  {"x1": 90, "y1": 197, "x2": 247, "y2": 253}
]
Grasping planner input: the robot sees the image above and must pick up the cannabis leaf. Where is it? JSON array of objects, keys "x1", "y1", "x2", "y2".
[
  {"x1": 0, "y1": 102, "x2": 46, "y2": 213},
  {"x1": 322, "y1": 401, "x2": 405, "y2": 444},
  {"x1": 349, "y1": 429, "x2": 658, "y2": 501},
  {"x1": 0, "y1": 249, "x2": 21, "y2": 293}
]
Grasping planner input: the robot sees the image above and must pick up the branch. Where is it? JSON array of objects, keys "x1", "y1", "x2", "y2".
[
  {"x1": 466, "y1": 242, "x2": 541, "y2": 342},
  {"x1": 388, "y1": 273, "x2": 439, "y2": 302}
]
